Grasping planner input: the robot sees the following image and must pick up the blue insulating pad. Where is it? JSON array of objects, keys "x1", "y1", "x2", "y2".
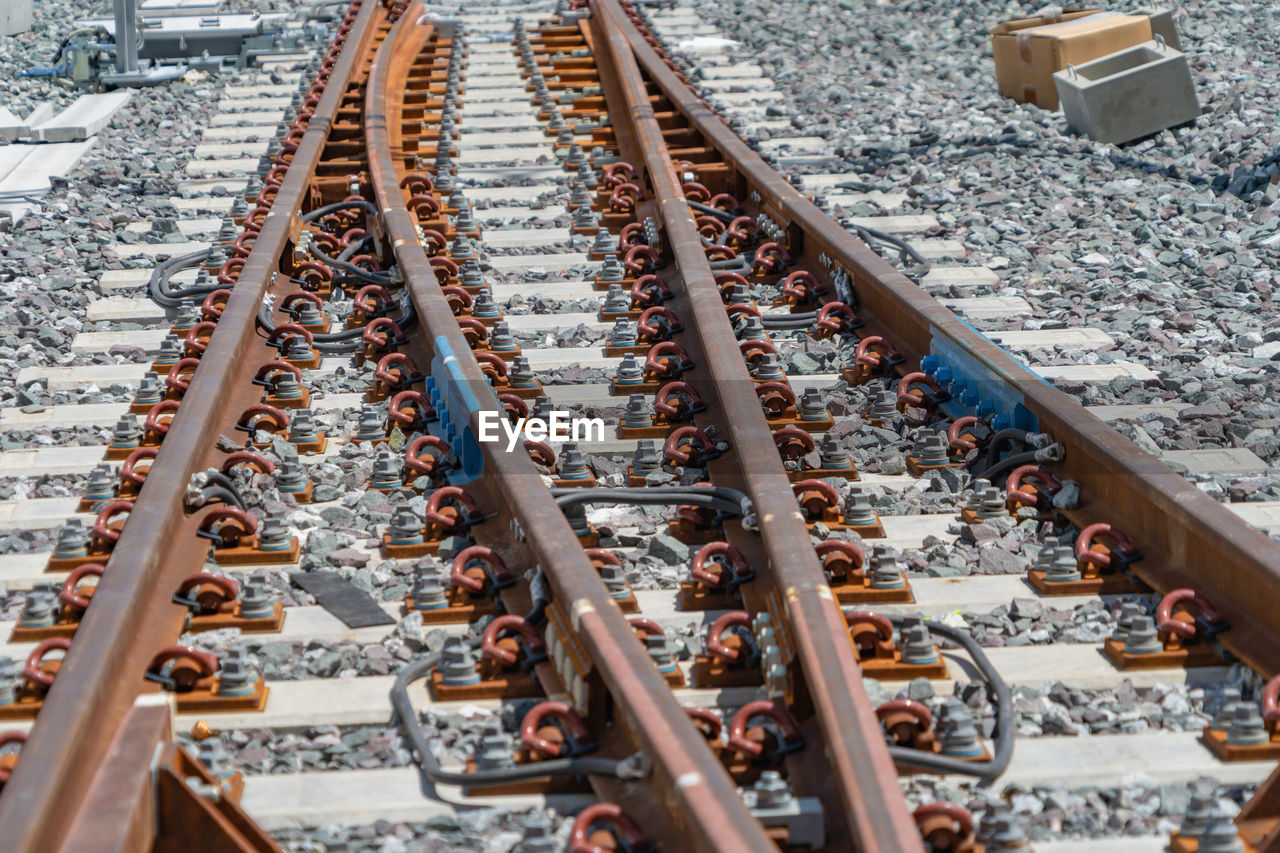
[
  {"x1": 924, "y1": 323, "x2": 1042, "y2": 433},
  {"x1": 426, "y1": 335, "x2": 491, "y2": 483}
]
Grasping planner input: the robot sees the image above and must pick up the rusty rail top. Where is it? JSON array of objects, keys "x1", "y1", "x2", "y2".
[
  {"x1": 0, "y1": 2, "x2": 384, "y2": 847},
  {"x1": 592, "y1": 1, "x2": 925, "y2": 848},
  {"x1": 365, "y1": 5, "x2": 777, "y2": 850},
  {"x1": 7, "y1": 0, "x2": 1280, "y2": 849}
]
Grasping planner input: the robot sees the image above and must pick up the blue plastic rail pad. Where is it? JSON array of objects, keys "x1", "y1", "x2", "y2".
[
  {"x1": 925, "y1": 323, "x2": 1041, "y2": 433},
  {"x1": 426, "y1": 334, "x2": 497, "y2": 482}
]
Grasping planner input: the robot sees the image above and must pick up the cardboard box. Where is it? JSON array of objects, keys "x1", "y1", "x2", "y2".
[{"x1": 990, "y1": 10, "x2": 1154, "y2": 109}]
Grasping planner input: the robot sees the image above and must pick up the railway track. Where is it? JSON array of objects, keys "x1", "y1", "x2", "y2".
[{"x1": 2, "y1": 0, "x2": 1280, "y2": 850}]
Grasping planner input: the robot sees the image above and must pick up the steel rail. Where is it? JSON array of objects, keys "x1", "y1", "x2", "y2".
[
  {"x1": 363, "y1": 7, "x2": 776, "y2": 851},
  {"x1": 590, "y1": 2, "x2": 925, "y2": 849},
  {"x1": 0, "y1": 3, "x2": 387, "y2": 846},
  {"x1": 614, "y1": 5, "x2": 1280, "y2": 680}
]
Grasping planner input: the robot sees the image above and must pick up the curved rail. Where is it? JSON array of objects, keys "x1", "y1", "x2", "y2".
[
  {"x1": 590, "y1": 2, "x2": 922, "y2": 847},
  {"x1": 0, "y1": 2, "x2": 385, "y2": 846},
  {"x1": 363, "y1": 7, "x2": 776, "y2": 850}
]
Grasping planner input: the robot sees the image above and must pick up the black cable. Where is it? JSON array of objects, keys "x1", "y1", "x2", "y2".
[
  {"x1": 185, "y1": 470, "x2": 248, "y2": 512},
  {"x1": 973, "y1": 446, "x2": 1063, "y2": 485},
  {"x1": 308, "y1": 237, "x2": 395, "y2": 285},
  {"x1": 391, "y1": 651, "x2": 649, "y2": 788},
  {"x1": 148, "y1": 251, "x2": 223, "y2": 308},
  {"x1": 390, "y1": 577, "x2": 649, "y2": 787},
  {"x1": 849, "y1": 224, "x2": 927, "y2": 266},
  {"x1": 337, "y1": 235, "x2": 370, "y2": 262},
  {"x1": 525, "y1": 565, "x2": 550, "y2": 627},
  {"x1": 301, "y1": 198, "x2": 381, "y2": 223},
  {"x1": 980, "y1": 429, "x2": 1038, "y2": 472},
  {"x1": 687, "y1": 200, "x2": 736, "y2": 223},
  {"x1": 760, "y1": 312, "x2": 817, "y2": 329},
  {"x1": 882, "y1": 616, "x2": 1013, "y2": 783},
  {"x1": 255, "y1": 294, "x2": 417, "y2": 352},
  {"x1": 195, "y1": 485, "x2": 247, "y2": 512}
]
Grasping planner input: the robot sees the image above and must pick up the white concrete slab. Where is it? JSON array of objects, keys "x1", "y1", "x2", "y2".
[
  {"x1": 938, "y1": 296, "x2": 1033, "y2": 320},
  {"x1": 0, "y1": 145, "x2": 32, "y2": 182},
  {"x1": 920, "y1": 266, "x2": 1000, "y2": 289},
  {"x1": 0, "y1": 602, "x2": 403, "y2": 659},
  {"x1": 184, "y1": 157, "x2": 260, "y2": 176},
  {"x1": 30, "y1": 91, "x2": 131, "y2": 142},
  {"x1": 194, "y1": 140, "x2": 270, "y2": 158},
  {"x1": 0, "y1": 106, "x2": 26, "y2": 143},
  {"x1": 210, "y1": 111, "x2": 288, "y2": 126},
  {"x1": 105, "y1": 240, "x2": 210, "y2": 260},
  {"x1": 242, "y1": 768, "x2": 590, "y2": 829},
  {"x1": 221, "y1": 84, "x2": 296, "y2": 97},
  {"x1": 1035, "y1": 842, "x2": 1165, "y2": 853},
  {"x1": 0, "y1": 497, "x2": 81, "y2": 531},
  {"x1": 123, "y1": 217, "x2": 220, "y2": 238},
  {"x1": 216, "y1": 97, "x2": 290, "y2": 113},
  {"x1": 1163, "y1": 448, "x2": 1268, "y2": 475},
  {"x1": 0, "y1": 140, "x2": 96, "y2": 195},
  {"x1": 909, "y1": 239, "x2": 967, "y2": 260},
  {"x1": 458, "y1": 164, "x2": 566, "y2": 184},
  {"x1": 1229, "y1": 501, "x2": 1280, "y2": 530},
  {"x1": 481, "y1": 225, "x2": 574, "y2": 248},
  {"x1": 986, "y1": 328, "x2": 1115, "y2": 350},
  {"x1": 987, "y1": 731, "x2": 1271, "y2": 788},
  {"x1": 943, "y1": 644, "x2": 1227, "y2": 692},
  {"x1": 85, "y1": 297, "x2": 168, "y2": 324},
  {"x1": 0, "y1": 400, "x2": 142, "y2": 430},
  {"x1": 0, "y1": 446, "x2": 111, "y2": 477},
  {"x1": 466, "y1": 183, "x2": 560, "y2": 202},
  {"x1": 199, "y1": 125, "x2": 281, "y2": 141},
  {"x1": 170, "y1": 196, "x2": 235, "y2": 214},
  {"x1": 1087, "y1": 403, "x2": 1187, "y2": 421},
  {"x1": 844, "y1": 214, "x2": 938, "y2": 234},
  {"x1": 485, "y1": 252, "x2": 589, "y2": 273},
  {"x1": 1033, "y1": 362, "x2": 1161, "y2": 383}
]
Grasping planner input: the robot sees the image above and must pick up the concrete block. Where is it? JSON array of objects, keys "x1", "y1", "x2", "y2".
[
  {"x1": 23, "y1": 103, "x2": 55, "y2": 128},
  {"x1": 1034, "y1": 362, "x2": 1160, "y2": 383},
  {"x1": 0, "y1": 146, "x2": 30, "y2": 183},
  {"x1": 1133, "y1": 8, "x2": 1181, "y2": 50},
  {"x1": 0, "y1": 140, "x2": 97, "y2": 195},
  {"x1": 909, "y1": 239, "x2": 967, "y2": 260},
  {"x1": 845, "y1": 214, "x2": 939, "y2": 234},
  {"x1": 215, "y1": 96, "x2": 290, "y2": 113},
  {"x1": 1229, "y1": 502, "x2": 1280, "y2": 532},
  {"x1": 0, "y1": 0, "x2": 33, "y2": 35},
  {"x1": 0, "y1": 107, "x2": 25, "y2": 143},
  {"x1": 939, "y1": 296, "x2": 1033, "y2": 320},
  {"x1": 31, "y1": 91, "x2": 133, "y2": 143},
  {"x1": 1053, "y1": 39, "x2": 1199, "y2": 145},
  {"x1": 755, "y1": 136, "x2": 828, "y2": 155},
  {"x1": 183, "y1": 156, "x2": 260, "y2": 176},
  {"x1": 920, "y1": 266, "x2": 999, "y2": 289},
  {"x1": 1163, "y1": 448, "x2": 1268, "y2": 475},
  {"x1": 986, "y1": 327, "x2": 1114, "y2": 350},
  {"x1": 1087, "y1": 402, "x2": 1187, "y2": 421}
]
